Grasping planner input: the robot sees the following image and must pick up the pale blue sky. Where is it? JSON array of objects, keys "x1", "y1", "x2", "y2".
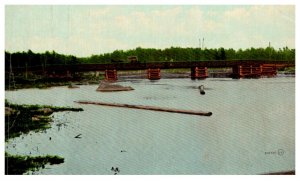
[{"x1": 5, "y1": 5, "x2": 295, "y2": 57}]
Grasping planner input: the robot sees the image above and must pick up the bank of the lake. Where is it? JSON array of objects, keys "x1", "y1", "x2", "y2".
[
  {"x1": 5, "y1": 100, "x2": 83, "y2": 174},
  {"x1": 6, "y1": 74, "x2": 103, "y2": 90},
  {"x1": 5, "y1": 153, "x2": 64, "y2": 175}
]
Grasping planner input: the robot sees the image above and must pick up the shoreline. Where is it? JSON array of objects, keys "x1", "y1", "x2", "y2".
[
  {"x1": 5, "y1": 71, "x2": 295, "y2": 91},
  {"x1": 5, "y1": 101, "x2": 83, "y2": 175}
]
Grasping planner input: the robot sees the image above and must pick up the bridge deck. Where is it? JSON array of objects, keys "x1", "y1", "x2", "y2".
[{"x1": 8, "y1": 60, "x2": 294, "y2": 73}]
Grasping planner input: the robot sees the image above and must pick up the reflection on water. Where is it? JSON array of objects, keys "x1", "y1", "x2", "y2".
[{"x1": 5, "y1": 77, "x2": 295, "y2": 174}]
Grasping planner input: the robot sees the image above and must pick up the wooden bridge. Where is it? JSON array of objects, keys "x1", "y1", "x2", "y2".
[{"x1": 8, "y1": 60, "x2": 295, "y2": 80}]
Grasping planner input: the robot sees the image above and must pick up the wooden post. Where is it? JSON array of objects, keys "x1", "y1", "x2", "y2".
[
  {"x1": 205, "y1": 67, "x2": 208, "y2": 77},
  {"x1": 25, "y1": 62, "x2": 28, "y2": 79},
  {"x1": 195, "y1": 67, "x2": 199, "y2": 78},
  {"x1": 147, "y1": 68, "x2": 150, "y2": 79},
  {"x1": 239, "y1": 65, "x2": 243, "y2": 77}
]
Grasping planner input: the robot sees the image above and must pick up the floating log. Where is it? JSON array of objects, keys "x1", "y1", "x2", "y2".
[{"x1": 75, "y1": 101, "x2": 212, "y2": 116}]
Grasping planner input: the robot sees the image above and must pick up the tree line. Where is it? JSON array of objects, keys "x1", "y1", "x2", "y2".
[{"x1": 5, "y1": 46, "x2": 295, "y2": 68}]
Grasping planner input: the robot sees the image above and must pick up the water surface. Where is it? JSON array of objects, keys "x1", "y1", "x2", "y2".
[{"x1": 5, "y1": 77, "x2": 295, "y2": 174}]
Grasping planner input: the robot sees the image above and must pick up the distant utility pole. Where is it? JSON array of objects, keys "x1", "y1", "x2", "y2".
[
  {"x1": 9, "y1": 54, "x2": 16, "y2": 90},
  {"x1": 202, "y1": 38, "x2": 205, "y2": 49},
  {"x1": 199, "y1": 39, "x2": 201, "y2": 49},
  {"x1": 269, "y1": 42, "x2": 271, "y2": 60}
]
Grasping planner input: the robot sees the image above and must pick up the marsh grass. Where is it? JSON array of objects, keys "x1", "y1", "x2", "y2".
[
  {"x1": 5, "y1": 101, "x2": 83, "y2": 174},
  {"x1": 5, "y1": 100, "x2": 83, "y2": 140},
  {"x1": 5, "y1": 153, "x2": 64, "y2": 175}
]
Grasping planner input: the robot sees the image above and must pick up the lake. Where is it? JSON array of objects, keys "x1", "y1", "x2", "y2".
[{"x1": 5, "y1": 77, "x2": 295, "y2": 175}]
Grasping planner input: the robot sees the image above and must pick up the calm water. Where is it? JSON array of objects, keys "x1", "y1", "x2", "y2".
[{"x1": 5, "y1": 77, "x2": 295, "y2": 175}]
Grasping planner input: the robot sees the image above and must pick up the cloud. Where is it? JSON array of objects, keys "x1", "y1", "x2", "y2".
[
  {"x1": 5, "y1": 5, "x2": 295, "y2": 56},
  {"x1": 204, "y1": 5, "x2": 295, "y2": 49},
  {"x1": 152, "y1": 6, "x2": 182, "y2": 17},
  {"x1": 224, "y1": 7, "x2": 250, "y2": 20}
]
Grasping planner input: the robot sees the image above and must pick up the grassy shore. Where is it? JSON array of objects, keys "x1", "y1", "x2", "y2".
[
  {"x1": 5, "y1": 153, "x2": 64, "y2": 175},
  {"x1": 5, "y1": 100, "x2": 83, "y2": 140},
  {"x1": 5, "y1": 100, "x2": 83, "y2": 174},
  {"x1": 5, "y1": 73, "x2": 104, "y2": 90}
]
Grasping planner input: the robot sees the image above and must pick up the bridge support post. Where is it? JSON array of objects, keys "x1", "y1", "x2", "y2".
[
  {"x1": 147, "y1": 68, "x2": 161, "y2": 80},
  {"x1": 261, "y1": 64, "x2": 277, "y2": 77},
  {"x1": 105, "y1": 69, "x2": 117, "y2": 81},
  {"x1": 232, "y1": 65, "x2": 243, "y2": 78},
  {"x1": 232, "y1": 64, "x2": 265, "y2": 79},
  {"x1": 66, "y1": 70, "x2": 72, "y2": 78},
  {"x1": 191, "y1": 67, "x2": 208, "y2": 79}
]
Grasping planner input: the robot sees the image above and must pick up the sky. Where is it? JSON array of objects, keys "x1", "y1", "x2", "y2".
[{"x1": 5, "y1": 5, "x2": 295, "y2": 57}]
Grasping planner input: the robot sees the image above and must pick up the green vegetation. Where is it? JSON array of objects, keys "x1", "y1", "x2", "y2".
[
  {"x1": 5, "y1": 153, "x2": 64, "y2": 175},
  {"x1": 5, "y1": 46, "x2": 295, "y2": 67},
  {"x1": 279, "y1": 67, "x2": 295, "y2": 74},
  {"x1": 162, "y1": 68, "x2": 190, "y2": 73},
  {"x1": 5, "y1": 49, "x2": 79, "y2": 68},
  {"x1": 79, "y1": 46, "x2": 295, "y2": 63},
  {"x1": 11, "y1": 79, "x2": 71, "y2": 89},
  {"x1": 5, "y1": 100, "x2": 83, "y2": 140},
  {"x1": 5, "y1": 100, "x2": 83, "y2": 174},
  {"x1": 6, "y1": 71, "x2": 104, "y2": 90}
]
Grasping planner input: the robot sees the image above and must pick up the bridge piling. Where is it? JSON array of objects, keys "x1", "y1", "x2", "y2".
[
  {"x1": 105, "y1": 69, "x2": 118, "y2": 81},
  {"x1": 191, "y1": 67, "x2": 208, "y2": 79},
  {"x1": 261, "y1": 64, "x2": 277, "y2": 77},
  {"x1": 147, "y1": 68, "x2": 161, "y2": 80},
  {"x1": 232, "y1": 64, "x2": 277, "y2": 78}
]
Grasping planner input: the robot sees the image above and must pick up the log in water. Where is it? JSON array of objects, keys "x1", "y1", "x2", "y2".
[
  {"x1": 75, "y1": 101, "x2": 212, "y2": 116},
  {"x1": 199, "y1": 85, "x2": 205, "y2": 95}
]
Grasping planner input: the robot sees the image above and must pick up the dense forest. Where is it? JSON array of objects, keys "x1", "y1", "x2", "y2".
[{"x1": 5, "y1": 46, "x2": 295, "y2": 68}]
